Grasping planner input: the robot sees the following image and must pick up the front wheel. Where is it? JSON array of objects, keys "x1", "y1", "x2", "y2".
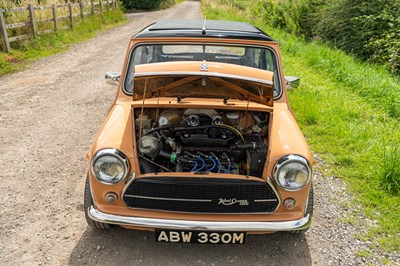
[{"x1": 83, "y1": 174, "x2": 112, "y2": 230}]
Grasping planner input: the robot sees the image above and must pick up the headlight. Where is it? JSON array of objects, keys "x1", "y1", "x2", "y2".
[
  {"x1": 273, "y1": 155, "x2": 311, "y2": 191},
  {"x1": 92, "y1": 149, "x2": 129, "y2": 185}
]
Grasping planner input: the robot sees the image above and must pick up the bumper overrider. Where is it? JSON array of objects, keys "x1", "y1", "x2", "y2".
[{"x1": 88, "y1": 205, "x2": 312, "y2": 232}]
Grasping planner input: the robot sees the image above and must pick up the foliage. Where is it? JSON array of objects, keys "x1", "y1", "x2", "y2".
[
  {"x1": 226, "y1": 0, "x2": 400, "y2": 75},
  {"x1": 316, "y1": 0, "x2": 400, "y2": 75},
  {"x1": 254, "y1": 0, "x2": 324, "y2": 37},
  {"x1": 202, "y1": 0, "x2": 400, "y2": 254},
  {"x1": 363, "y1": 9, "x2": 400, "y2": 75},
  {"x1": 159, "y1": 0, "x2": 175, "y2": 9},
  {"x1": 122, "y1": 0, "x2": 175, "y2": 10},
  {"x1": 122, "y1": 0, "x2": 161, "y2": 10}
]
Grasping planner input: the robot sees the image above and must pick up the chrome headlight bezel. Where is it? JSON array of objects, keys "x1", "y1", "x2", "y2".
[
  {"x1": 273, "y1": 154, "x2": 312, "y2": 191},
  {"x1": 91, "y1": 148, "x2": 130, "y2": 185}
]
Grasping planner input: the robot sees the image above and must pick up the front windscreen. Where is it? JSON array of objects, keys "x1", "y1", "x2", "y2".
[{"x1": 124, "y1": 43, "x2": 281, "y2": 97}]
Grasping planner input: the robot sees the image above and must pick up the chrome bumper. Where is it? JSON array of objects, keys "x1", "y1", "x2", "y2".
[{"x1": 88, "y1": 206, "x2": 312, "y2": 232}]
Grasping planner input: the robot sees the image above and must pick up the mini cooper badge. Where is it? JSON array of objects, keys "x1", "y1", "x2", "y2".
[
  {"x1": 218, "y1": 198, "x2": 249, "y2": 206},
  {"x1": 200, "y1": 63, "x2": 209, "y2": 71}
]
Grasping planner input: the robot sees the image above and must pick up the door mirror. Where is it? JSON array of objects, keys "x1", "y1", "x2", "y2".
[
  {"x1": 105, "y1": 72, "x2": 121, "y2": 86},
  {"x1": 285, "y1": 76, "x2": 300, "y2": 90}
]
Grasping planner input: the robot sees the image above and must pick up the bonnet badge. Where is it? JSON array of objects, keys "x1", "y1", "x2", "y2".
[{"x1": 200, "y1": 64, "x2": 209, "y2": 71}]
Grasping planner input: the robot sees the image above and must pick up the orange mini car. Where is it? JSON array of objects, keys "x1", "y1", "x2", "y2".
[{"x1": 85, "y1": 20, "x2": 313, "y2": 244}]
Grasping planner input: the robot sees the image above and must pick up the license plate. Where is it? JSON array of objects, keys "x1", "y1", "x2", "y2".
[{"x1": 155, "y1": 229, "x2": 246, "y2": 244}]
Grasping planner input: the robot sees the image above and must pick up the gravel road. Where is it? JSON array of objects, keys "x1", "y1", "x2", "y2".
[{"x1": 0, "y1": 1, "x2": 398, "y2": 265}]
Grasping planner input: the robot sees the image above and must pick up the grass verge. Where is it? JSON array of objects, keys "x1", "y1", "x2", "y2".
[
  {"x1": 0, "y1": 10, "x2": 126, "y2": 76},
  {"x1": 202, "y1": 0, "x2": 400, "y2": 255}
]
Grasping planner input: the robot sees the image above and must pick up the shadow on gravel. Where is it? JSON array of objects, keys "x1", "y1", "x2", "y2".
[{"x1": 68, "y1": 226, "x2": 312, "y2": 265}]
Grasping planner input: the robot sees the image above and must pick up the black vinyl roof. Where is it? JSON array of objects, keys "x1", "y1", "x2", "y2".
[{"x1": 133, "y1": 19, "x2": 275, "y2": 42}]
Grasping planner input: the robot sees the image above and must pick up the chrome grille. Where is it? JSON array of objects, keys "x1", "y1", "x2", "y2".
[{"x1": 123, "y1": 177, "x2": 279, "y2": 213}]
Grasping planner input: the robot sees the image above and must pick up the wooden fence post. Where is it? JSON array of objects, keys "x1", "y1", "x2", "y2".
[
  {"x1": 52, "y1": 4, "x2": 58, "y2": 31},
  {"x1": 99, "y1": 0, "x2": 102, "y2": 13},
  {"x1": 115, "y1": 0, "x2": 118, "y2": 10},
  {"x1": 68, "y1": 3, "x2": 74, "y2": 30},
  {"x1": 79, "y1": 2, "x2": 84, "y2": 19},
  {"x1": 106, "y1": 0, "x2": 110, "y2": 11},
  {"x1": 0, "y1": 8, "x2": 10, "y2": 53},
  {"x1": 90, "y1": 0, "x2": 94, "y2": 15},
  {"x1": 28, "y1": 4, "x2": 37, "y2": 38}
]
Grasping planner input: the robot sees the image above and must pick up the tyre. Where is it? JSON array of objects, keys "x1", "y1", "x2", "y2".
[
  {"x1": 288, "y1": 184, "x2": 314, "y2": 234},
  {"x1": 84, "y1": 174, "x2": 112, "y2": 230}
]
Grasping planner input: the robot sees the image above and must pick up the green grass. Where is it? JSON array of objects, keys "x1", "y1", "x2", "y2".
[
  {"x1": 382, "y1": 146, "x2": 400, "y2": 195},
  {"x1": 202, "y1": 0, "x2": 400, "y2": 255},
  {"x1": 0, "y1": 10, "x2": 126, "y2": 75}
]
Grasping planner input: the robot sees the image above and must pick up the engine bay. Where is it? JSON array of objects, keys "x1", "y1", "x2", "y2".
[{"x1": 134, "y1": 108, "x2": 270, "y2": 177}]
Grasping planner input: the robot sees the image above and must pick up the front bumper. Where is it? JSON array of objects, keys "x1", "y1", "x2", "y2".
[{"x1": 88, "y1": 206, "x2": 312, "y2": 232}]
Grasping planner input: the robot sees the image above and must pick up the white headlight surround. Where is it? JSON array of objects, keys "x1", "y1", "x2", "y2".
[
  {"x1": 91, "y1": 149, "x2": 130, "y2": 185},
  {"x1": 273, "y1": 155, "x2": 311, "y2": 191}
]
